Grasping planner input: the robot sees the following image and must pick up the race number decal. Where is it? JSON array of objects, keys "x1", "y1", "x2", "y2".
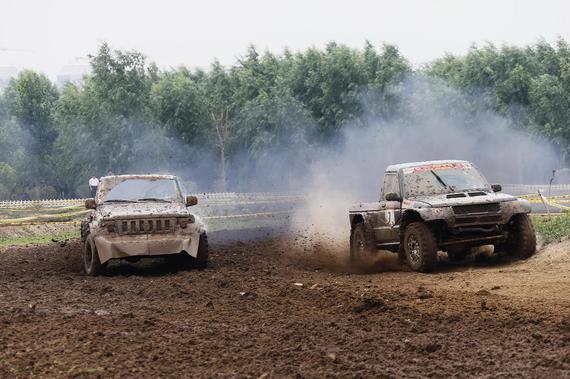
[{"x1": 385, "y1": 210, "x2": 396, "y2": 226}]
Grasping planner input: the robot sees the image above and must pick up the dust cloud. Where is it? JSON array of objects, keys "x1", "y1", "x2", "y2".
[{"x1": 290, "y1": 75, "x2": 561, "y2": 269}]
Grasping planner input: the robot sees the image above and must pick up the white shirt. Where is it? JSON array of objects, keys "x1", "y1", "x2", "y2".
[{"x1": 89, "y1": 177, "x2": 100, "y2": 187}]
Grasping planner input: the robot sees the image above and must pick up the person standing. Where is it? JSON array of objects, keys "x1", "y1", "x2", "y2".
[{"x1": 89, "y1": 176, "x2": 99, "y2": 198}]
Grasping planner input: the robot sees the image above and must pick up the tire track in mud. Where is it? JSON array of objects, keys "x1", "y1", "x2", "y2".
[{"x1": 0, "y1": 236, "x2": 568, "y2": 377}]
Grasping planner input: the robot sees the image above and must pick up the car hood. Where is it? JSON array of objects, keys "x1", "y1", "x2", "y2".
[
  {"x1": 97, "y1": 202, "x2": 189, "y2": 220},
  {"x1": 410, "y1": 192, "x2": 517, "y2": 207}
]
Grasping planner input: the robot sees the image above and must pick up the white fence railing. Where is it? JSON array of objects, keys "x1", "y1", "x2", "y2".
[
  {"x1": 4, "y1": 185, "x2": 570, "y2": 209},
  {"x1": 0, "y1": 193, "x2": 305, "y2": 209}
]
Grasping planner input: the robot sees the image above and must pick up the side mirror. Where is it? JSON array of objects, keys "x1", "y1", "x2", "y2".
[
  {"x1": 186, "y1": 195, "x2": 198, "y2": 206},
  {"x1": 491, "y1": 184, "x2": 502, "y2": 192},
  {"x1": 85, "y1": 199, "x2": 97, "y2": 209},
  {"x1": 385, "y1": 192, "x2": 402, "y2": 202}
]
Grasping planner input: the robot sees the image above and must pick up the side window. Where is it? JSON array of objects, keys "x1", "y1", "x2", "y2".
[{"x1": 382, "y1": 173, "x2": 400, "y2": 200}]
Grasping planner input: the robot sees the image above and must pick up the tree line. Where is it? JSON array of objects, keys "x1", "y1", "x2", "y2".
[{"x1": 0, "y1": 39, "x2": 569, "y2": 199}]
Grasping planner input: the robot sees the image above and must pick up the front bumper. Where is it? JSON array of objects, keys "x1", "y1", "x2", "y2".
[
  {"x1": 94, "y1": 232, "x2": 200, "y2": 264},
  {"x1": 418, "y1": 199, "x2": 531, "y2": 227}
]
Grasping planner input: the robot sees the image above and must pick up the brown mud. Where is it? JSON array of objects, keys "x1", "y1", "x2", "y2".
[{"x1": 0, "y1": 237, "x2": 568, "y2": 377}]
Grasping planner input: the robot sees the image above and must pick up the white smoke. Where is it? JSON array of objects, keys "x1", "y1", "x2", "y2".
[{"x1": 291, "y1": 74, "x2": 560, "y2": 264}]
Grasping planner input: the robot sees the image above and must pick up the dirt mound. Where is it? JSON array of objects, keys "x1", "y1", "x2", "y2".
[
  {"x1": 0, "y1": 237, "x2": 568, "y2": 377},
  {"x1": 531, "y1": 238, "x2": 570, "y2": 264}
]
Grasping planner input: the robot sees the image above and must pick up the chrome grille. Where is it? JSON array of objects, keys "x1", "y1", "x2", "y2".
[{"x1": 114, "y1": 218, "x2": 177, "y2": 235}]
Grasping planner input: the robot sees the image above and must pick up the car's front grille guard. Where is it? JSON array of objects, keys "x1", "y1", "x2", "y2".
[{"x1": 114, "y1": 218, "x2": 178, "y2": 235}]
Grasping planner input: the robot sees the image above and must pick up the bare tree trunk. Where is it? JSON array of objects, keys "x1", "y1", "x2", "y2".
[
  {"x1": 218, "y1": 136, "x2": 226, "y2": 191},
  {"x1": 212, "y1": 109, "x2": 229, "y2": 191}
]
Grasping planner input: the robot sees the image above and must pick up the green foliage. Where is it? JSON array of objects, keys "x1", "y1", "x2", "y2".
[
  {"x1": 88, "y1": 43, "x2": 153, "y2": 118},
  {"x1": 3, "y1": 40, "x2": 570, "y2": 198},
  {"x1": 0, "y1": 163, "x2": 17, "y2": 198},
  {"x1": 3, "y1": 70, "x2": 58, "y2": 147},
  {"x1": 531, "y1": 213, "x2": 570, "y2": 245},
  {"x1": 0, "y1": 229, "x2": 79, "y2": 248},
  {"x1": 426, "y1": 39, "x2": 570, "y2": 152},
  {"x1": 150, "y1": 72, "x2": 209, "y2": 145}
]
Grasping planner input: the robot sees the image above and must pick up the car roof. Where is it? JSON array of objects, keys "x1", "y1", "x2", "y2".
[{"x1": 386, "y1": 160, "x2": 471, "y2": 173}]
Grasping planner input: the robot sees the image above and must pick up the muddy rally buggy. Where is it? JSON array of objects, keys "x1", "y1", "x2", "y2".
[
  {"x1": 349, "y1": 160, "x2": 536, "y2": 272},
  {"x1": 81, "y1": 175, "x2": 208, "y2": 275}
]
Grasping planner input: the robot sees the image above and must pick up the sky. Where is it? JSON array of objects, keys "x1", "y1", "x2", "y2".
[{"x1": 0, "y1": 0, "x2": 569, "y2": 79}]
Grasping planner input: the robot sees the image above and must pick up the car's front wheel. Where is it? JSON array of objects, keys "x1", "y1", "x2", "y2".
[
  {"x1": 167, "y1": 233, "x2": 209, "y2": 270},
  {"x1": 194, "y1": 233, "x2": 209, "y2": 269},
  {"x1": 404, "y1": 222, "x2": 437, "y2": 273},
  {"x1": 503, "y1": 214, "x2": 537, "y2": 259},
  {"x1": 83, "y1": 234, "x2": 105, "y2": 276}
]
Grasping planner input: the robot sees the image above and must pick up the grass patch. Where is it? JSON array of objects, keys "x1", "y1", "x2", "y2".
[
  {"x1": 531, "y1": 213, "x2": 570, "y2": 245},
  {"x1": 0, "y1": 229, "x2": 79, "y2": 248}
]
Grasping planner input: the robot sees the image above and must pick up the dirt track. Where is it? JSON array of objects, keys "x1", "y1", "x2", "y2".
[{"x1": 0, "y1": 235, "x2": 568, "y2": 378}]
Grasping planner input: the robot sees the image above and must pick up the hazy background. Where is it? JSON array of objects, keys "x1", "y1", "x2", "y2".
[{"x1": 1, "y1": 0, "x2": 570, "y2": 79}]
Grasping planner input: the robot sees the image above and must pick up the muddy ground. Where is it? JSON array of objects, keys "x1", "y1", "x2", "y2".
[{"x1": 0, "y1": 233, "x2": 568, "y2": 378}]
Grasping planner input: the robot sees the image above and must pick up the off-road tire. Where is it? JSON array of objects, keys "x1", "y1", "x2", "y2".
[
  {"x1": 504, "y1": 214, "x2": 536, "y2": 259},
  {"x1": 350, "y1": 223, "x2": 375, "y2": 266},
  {"x1": 167, "y1": 253, "x2": 193, "y2": 270},
  {"x1": 404, "y1": 222, "x2": 437, "y2": 273},
  {"x1": 194, "y1": 233, "x2": 209, "y2": 269},
  {"x1": 167, "y1": 233, "x2": 209, "y2": 270},
  {"x1": 83, "y1": 234, "x2": 105, "y2": 276}
]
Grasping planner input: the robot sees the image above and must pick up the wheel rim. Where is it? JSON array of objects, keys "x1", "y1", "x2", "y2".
[{"x1": 407, "y1": 234, "x2": 421, "y2": 264}]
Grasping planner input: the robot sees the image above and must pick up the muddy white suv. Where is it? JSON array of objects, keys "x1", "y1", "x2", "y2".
[{"x1": 81, "y1": 174, "x2": 208, "y2": 275}]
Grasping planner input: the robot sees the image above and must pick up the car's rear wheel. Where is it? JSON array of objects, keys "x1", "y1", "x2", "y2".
[
  {"x1": 503, "y1": 214, "x2": 536, "y2": 259},
  {"x1": 350, "y1": 223, "x2": 375, "y2": 266},
  {"x1": 404, "y1": 222, "x2": 437, "y2": 273},
  {"x1": 83, "y1": 234, "x2": 105, "y2": 276}
]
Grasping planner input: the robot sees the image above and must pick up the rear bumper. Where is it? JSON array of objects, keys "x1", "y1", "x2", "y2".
[{"x1": 94, "y1": 232, "x2": 200, "y2": 263}]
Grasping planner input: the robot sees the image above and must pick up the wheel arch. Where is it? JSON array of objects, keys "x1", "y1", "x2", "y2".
[
  {"x1": 400, "y1": 210, "x2": 448, "y2": 244},
  {"x1": 350, "y1": 213, "x2": 365, "y2": 227},
  {"x1": 400, "y1": 210, "x2": 423, "y2": 230}
]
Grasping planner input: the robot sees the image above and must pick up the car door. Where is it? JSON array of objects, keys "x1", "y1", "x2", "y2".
[{"x1": 374, "y1": 173, "x2": 402, "y2": 246}]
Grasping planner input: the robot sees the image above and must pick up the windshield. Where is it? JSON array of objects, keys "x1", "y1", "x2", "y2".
[
  {"x1": 103, "y1": 178, "x2": 182, "y2": 203},
  {"x1": 403, "y1": 163, "x2": 490, "y2": 198}
]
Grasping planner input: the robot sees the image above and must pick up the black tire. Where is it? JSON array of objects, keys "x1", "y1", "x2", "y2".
[
  {"x1": 83, "y1": 234, "x2": 105, "y2": 276},
  {"x1": 447, "y1": 246, "x2": 471, "y2": 262},
  {"x1": 350, "y1": 223, "x2": 375, "y2": 266},
  {"x1": 404, "y1": 222, "x2": 437, "y2": 273},
  {"x1": 166, "y1": 252, "x2": 193, "y2": 270},
  {"x1": 504, "y1": 214, "x2": 536, "y2": 259},
  {"x1": 194, "y1": 233, "x2": 209, "y2": 269},
  {"x1": 167, "y1": 233, "x2": 209, "y2": 270}
]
